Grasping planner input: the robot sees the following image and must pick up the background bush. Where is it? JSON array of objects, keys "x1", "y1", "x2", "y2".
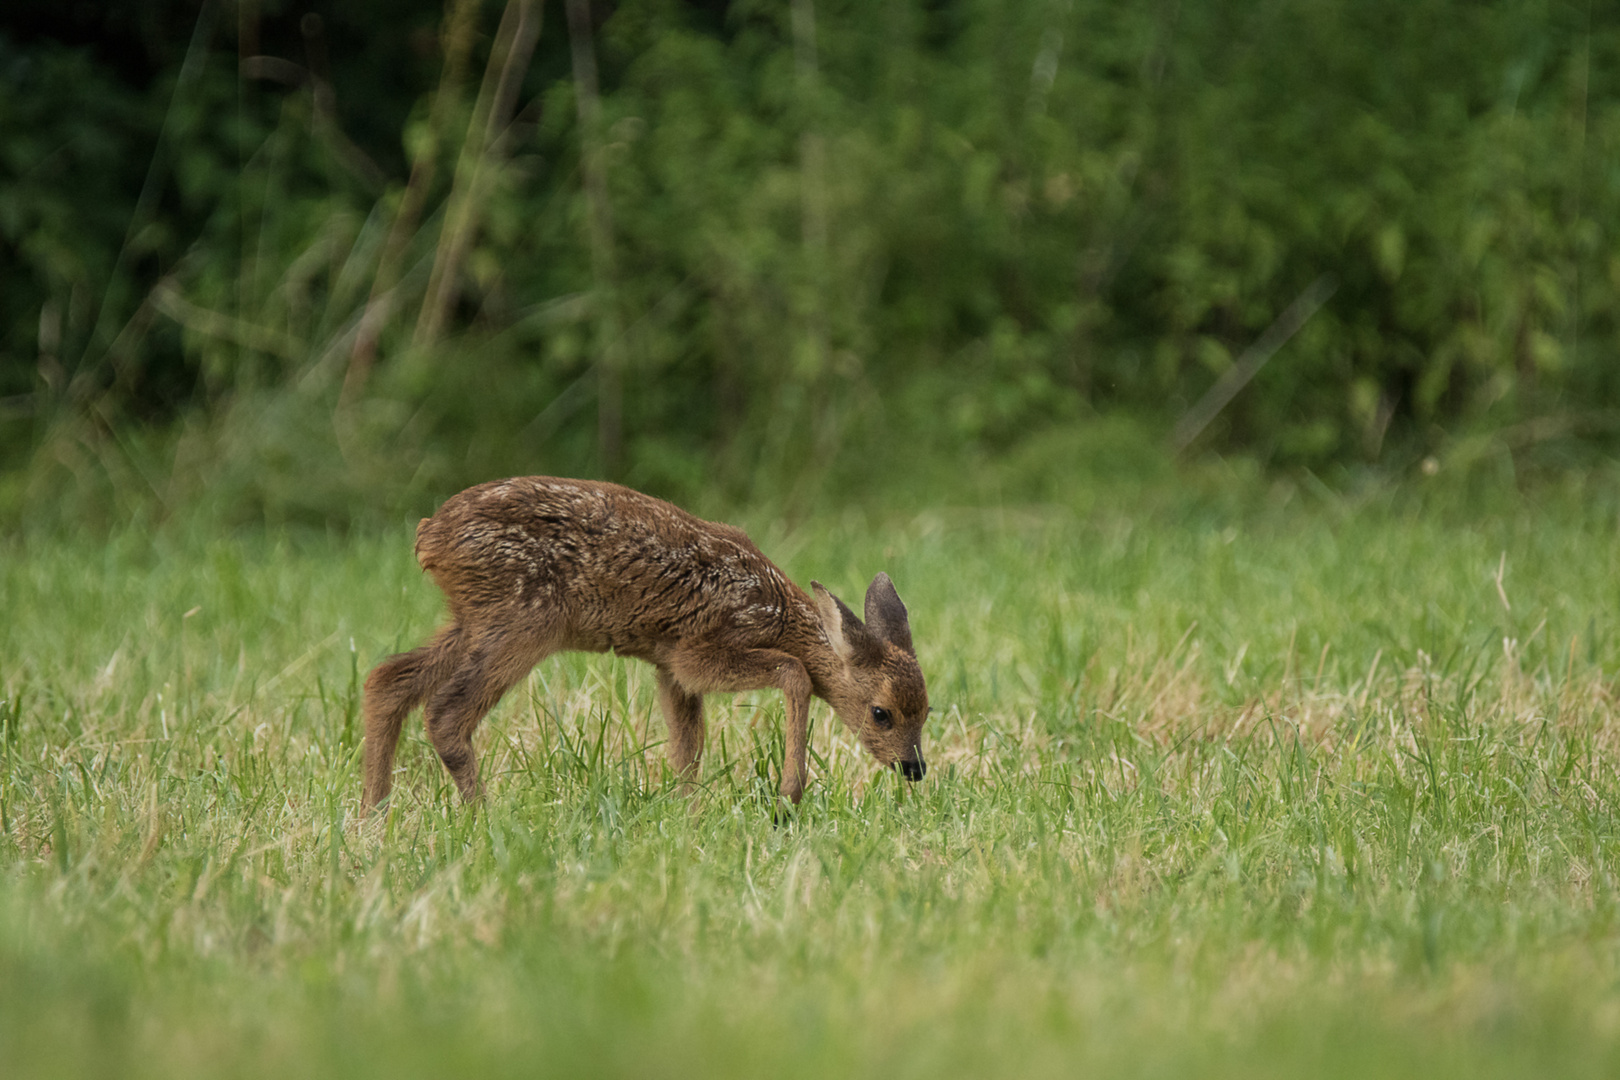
[{"x1": 2, "y1": 0, "x2": 1618, "y2": 526}]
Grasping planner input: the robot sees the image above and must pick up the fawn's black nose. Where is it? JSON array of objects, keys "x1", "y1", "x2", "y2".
[{"x1": 899, "y1": 757, "x2": 926, "y2": 781}]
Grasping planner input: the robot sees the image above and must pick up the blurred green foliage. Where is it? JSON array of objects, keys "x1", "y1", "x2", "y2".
[{"x1": 2, "y1": 0, "x2": 1618, "y2": 526}]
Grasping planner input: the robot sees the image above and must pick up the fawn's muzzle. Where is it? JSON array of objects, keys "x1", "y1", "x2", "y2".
[{"x1": 898, "y1": 756, "x2": 926, "y2": 781}]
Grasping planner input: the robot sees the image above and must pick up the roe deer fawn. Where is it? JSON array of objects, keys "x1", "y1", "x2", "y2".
[{"x1": 361, "y1": 477, "x2": 929, "y2": 811}]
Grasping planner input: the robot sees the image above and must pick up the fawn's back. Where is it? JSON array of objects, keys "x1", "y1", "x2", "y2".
[{"x1": 413, "y1": 477, "x2": 800, "y2": 661}]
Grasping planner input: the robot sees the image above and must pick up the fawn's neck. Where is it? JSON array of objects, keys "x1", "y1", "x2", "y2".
[{"x1": 783, "y1": 593, "x2": 852, "y2": 705}]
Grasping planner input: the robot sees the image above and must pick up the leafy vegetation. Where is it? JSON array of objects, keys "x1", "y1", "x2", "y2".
[
  {"x1": 5, "y1": 465, "x2": 1620, "y2": 1076},
  {"x1": 3, "y1": 0, "x2": 1620, "y2": 530}
]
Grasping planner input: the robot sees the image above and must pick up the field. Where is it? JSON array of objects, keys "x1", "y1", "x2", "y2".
[{"x1": 5, "y1": 464, "x2": 1620, "y2": 1078}]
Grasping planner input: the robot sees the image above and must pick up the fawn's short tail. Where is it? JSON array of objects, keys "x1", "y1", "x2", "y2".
[
  {"x1": 412, "y1": 516, "x2": 438, "y2": 570},
  {"x1": 360, "y1": 626, "x2": 465, "y2": 811}
]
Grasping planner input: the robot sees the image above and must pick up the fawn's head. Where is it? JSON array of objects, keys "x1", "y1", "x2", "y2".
[{"x1": 810, "y1": 574, "x2": 929, "y2": 781}]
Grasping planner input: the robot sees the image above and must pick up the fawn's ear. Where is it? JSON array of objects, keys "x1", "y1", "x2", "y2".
[
  {"x1": 864, "y1": 572, "x2": 913, "y2": 654},
  {"x1": 812, "y1": 581, "x2": 876, "y2": 663}
]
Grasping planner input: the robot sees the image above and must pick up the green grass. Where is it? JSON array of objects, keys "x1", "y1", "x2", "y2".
[{"x1": 5, "y1": 470, "x2": 1620, "y2": 1078}]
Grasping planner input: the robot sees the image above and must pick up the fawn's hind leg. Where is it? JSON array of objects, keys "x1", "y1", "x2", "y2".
[
  {"x1": 362, "y1": 626, "x2": 465, "y2": 812},
  {"x1": 422, "y1": 633, "x2": 546, "y2": 803},
  {"x1": 655, "y1": 667, "x2": 705, "y2": 791}
]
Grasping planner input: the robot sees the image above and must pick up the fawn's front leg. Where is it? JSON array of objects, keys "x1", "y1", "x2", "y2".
[
  {"x1": 779, "y1": 668, "x2": 811, "y2": 805},
  {"x1": 667, "y1": 644, "x2": 812, "y2": 805},
  {"x1": 655, "y1": 666, "x2": 705, "y2": 793}
]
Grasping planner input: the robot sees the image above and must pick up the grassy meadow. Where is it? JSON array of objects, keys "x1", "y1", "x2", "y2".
[{"x1": 5, "y1": 461, "x2": 1620, "y2": 1077}]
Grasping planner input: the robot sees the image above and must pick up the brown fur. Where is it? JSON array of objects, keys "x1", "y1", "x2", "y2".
[{"x1": 361, "y1": 477, "x2": 929, "y2": 811}]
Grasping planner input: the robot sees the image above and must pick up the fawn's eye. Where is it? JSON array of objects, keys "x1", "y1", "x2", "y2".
[{"x1": 871, "y1": 705, "x2": 894, "y2": 729}]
